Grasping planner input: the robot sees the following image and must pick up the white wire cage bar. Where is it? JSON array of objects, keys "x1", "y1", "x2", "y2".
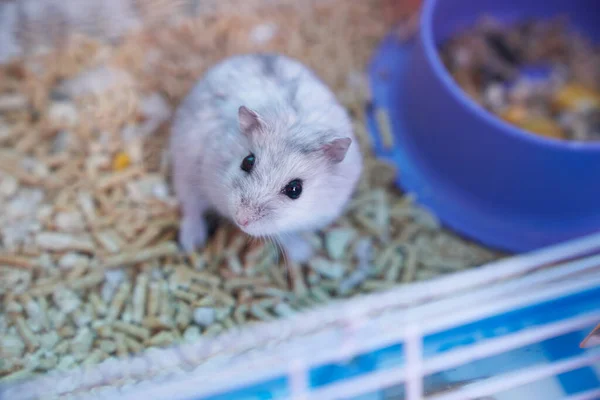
[{"x1": 2, "y1": 231, "x2": 599, "y2": 400}]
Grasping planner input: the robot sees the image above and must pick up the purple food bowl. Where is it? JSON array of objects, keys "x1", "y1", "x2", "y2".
[{"x1": 367, "y1": 0, "x2": 600, "y2": 253}]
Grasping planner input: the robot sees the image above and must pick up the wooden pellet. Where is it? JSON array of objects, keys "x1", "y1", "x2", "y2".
[
  {"x1": 83, "y1": 349, "x2": 104, "y2": 366},
  {"x1": 385, "y1": 253, "x2": 404, "y2": 282},
  {"x1": 0, "y1": 368, "x2": 32, "y2": 384},
  {"x1": 131, "y1": 225, "x2": 162, "y2": 249},
  {"x1": 233, "y1": 304, "x2": 248, "y2": 325},
  {"x1": 193, "y1": 295, "x2": 216, "y2": 308},
  {"x1": 226, "y1": 234, "x2": 247, "y2": 256},
  {"x1": 249, "y1": 303, "x2": 275, "y2": 321},
  {"x1": 362, "y1": 279, "x2": 396, "y2": 291},
  {"x1": 159, "y1": 281, "x2": 173, "y2": 322},
  {"x1": 89, "y1": 293, "x2": 108, "y2": 317},
  {"x1": 36, "y1": 232, "x2": 95, "y2": 252},
  {"x1": 253, "y1": 286, "x2": 289, "y2": 299},
  {"x1": 224, "y1": 277, "x2": 269, "y2": 291},
  {"x1": 222, "y1": 317, "x2": 236, "y2": 330},
  {"x1": 211, "y1": 290, "x2": 236, "y2": 308},
  {"x1": 29, "y1": 281, "x2": 61, "y2": 297},
  {"x1": 114, "y1": 333, "x2": 128, "y2": 358},
  {"x1": 96, "y1": 166, "x2": 145, "y2": 190},
  {"x1": 15, "y1": 316, "x2": 39, "y2": 352},
  {"x1": 132, "y1": 274, "x2": 149, "y2": 324},
  {"x1": 94, "y1": 322, "x2": 114, "y2": 339},
  {"x1": 311, "y1": 287, "x2": 332, "y2": 303},
  {"x1": 188, "y1": 283, "x2": 212, "y2": 297},
  {"x1": 0, "y1": 157, "x2": 40, "y2": 185},
  {"x1": 107, "y1": 282, "x2": 131, "y2": 321},
  {"x1": 95, "y1": 230, "x2": 123, "y2": 253},
  {"x1": 273, "y1": 302, "x2": 296, "y2": 317},
  {"x1": 289, "y1": 262, "x2": 308, "y2": 297},
  {"x1": 354, "y1": 213, "x2": 382, "y2": 236},
  {"x1": 401, "y1": 245, "x2": 418, "y2": 283},
  {"x1": 58, "y1": 325, "x2": 76, "y2": 338},
  {"x1": 203, "y1": 324, "x2": 223, "y2": 337},
  {"x1": 54, "y1": 340, "x2": 70, "y2": 355},
  {"x1": 375, "y1": 107, "x2": 394, "y2": 150},
  {"x1": 113, "y1": 321, "x2": 150, "y2": 341},
  {"x1": 143, "y1": 315, "x2": 173, "y2": 330},
  {"x1": 226, "y1": 255, "x2": 244, "y2": 275},
  {"x1": 188, "y1": 270, "x2": 221, "y2": 287},
  {"x1": 175, "y1": 302, "x2": 192, "y2": 329},
  {"x1": 98, "y1": 339, "x2": 117, "y2": 354},
  {"x1": 172, "y1": 289, "x2": 196, "y2": 303},
  {"x1": 268, "y1": 265, "x2": 287, "y2": 289},
  {"x1": 0, "y1": 253, "x2": 39, "y2": 270},
  {"x1": 66, "y1": 262, "x2": 88, "y2": 281},
  {"x1": 147, "y1": 331, "x2": 175, "y2": 347},
  {"x1": 147, "y1": 281, "x2": 161, "y2": 316},
  {"x1": 102, "y1": 242, "x2": 179, "y2": 268},
  {"x1": 70, "y1": 270, "x2": 105, "y2": 290}
]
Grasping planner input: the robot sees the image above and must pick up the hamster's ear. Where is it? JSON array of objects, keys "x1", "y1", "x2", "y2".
[
  {"x1": 321, "y1": 137, "x2": 352, "y2": 164},
  {"x1": 239, "y1": 106, "x2": 263, "y2": 136}
]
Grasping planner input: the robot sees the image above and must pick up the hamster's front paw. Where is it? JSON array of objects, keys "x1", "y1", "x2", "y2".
[
  {"x1": 279, "y1": 234, "x2": 314, "y2": 264},
  {"x1": 179, "y1": 217, "x2": 207, "y2": 253}
]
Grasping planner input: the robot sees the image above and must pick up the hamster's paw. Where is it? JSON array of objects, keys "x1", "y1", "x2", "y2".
[
  {"x1": 179, "y1": 217, "x2": 207, "y2": 253},
  {"x1": 280, "y1": 234, "x2": 314, "y2": 264}
]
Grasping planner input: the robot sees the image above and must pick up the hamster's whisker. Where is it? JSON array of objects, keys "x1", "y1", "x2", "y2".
[
  {"x1": 269, "y1": 235, "x2": 281, "y2": 264},
  {"x1": 272, "y1": 236, "x2": 291, "y2": 285}
]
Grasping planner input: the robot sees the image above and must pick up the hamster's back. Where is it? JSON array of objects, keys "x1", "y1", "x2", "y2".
[{"x1": 170, "y1": 52, "x2": 352, "y2": 168}]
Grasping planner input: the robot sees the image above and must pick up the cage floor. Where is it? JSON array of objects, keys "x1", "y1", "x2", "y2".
[{"x1": 0, "y1": 0, "x2": 508, "y2": 387}]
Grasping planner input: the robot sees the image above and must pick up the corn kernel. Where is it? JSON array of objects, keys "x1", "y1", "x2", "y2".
[
  {"x1": 112, "y1": 152, "x2": 131, "y2": 171},
  {"x1": 519, "y1": 117, "x2": 565, "y2": 140},
  {"x1": 500, "y1": 105, "x2": 528, "y2": 125},
  {"x1": 553, "y1": 83, "x2": 600, "y2": 112}
]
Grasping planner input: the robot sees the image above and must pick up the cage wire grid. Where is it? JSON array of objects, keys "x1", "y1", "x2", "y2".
[
  {"x1": 1, "y1": 231, "x2": 599, "y2": 399},
  {"x1": 1, "y1": 0, "x2": 600, "y2": 399}
]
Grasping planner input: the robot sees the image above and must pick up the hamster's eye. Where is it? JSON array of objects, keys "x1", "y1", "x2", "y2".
[
  {"x1": 283, "y1": 179, "x2": 302, "y2": 200},
  {"x1": 241, "y1": 154, "x2": 255, "y2": 172}
]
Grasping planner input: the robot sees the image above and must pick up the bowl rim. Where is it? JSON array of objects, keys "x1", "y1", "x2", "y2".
[{"x1": 420, "y1": 0, "x2": 600, "y2": 152}]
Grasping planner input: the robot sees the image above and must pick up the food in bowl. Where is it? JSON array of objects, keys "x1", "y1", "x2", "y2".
[{"x1": 439, "y1": 16, "x2": 600, "y2": 141}]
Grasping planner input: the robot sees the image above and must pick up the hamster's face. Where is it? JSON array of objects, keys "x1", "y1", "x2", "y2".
[
  {"x1": 226, "y1": 105, "x2": 355, "y2": 237},
  {"x1": 227, "y1": 139, "x2": 329, "y2": 236}
]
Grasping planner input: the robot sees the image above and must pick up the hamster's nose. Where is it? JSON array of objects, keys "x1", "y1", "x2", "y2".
[{"x1": 237, "y1": 217, "x2": 250, "y2": 227}]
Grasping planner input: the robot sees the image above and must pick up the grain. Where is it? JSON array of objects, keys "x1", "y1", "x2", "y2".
[{"x1": 440, "y1": 16, "x2": 600, "y2": 142}]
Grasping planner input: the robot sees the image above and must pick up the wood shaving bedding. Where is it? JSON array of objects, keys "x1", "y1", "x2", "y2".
[{"x1": 0, "y1": 0, "x2": 504, "y2": 383}]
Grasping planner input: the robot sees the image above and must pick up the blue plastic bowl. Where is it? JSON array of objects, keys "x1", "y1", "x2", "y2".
[{"x1": 367, "y1": 0, "x2": 600, "y2": 253}]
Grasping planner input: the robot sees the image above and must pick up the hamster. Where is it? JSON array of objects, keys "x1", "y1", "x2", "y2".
[{"x1": 169, "y1": 53, "x2": 363, "y2": 262}]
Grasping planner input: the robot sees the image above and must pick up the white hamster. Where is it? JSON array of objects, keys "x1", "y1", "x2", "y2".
[{"x1": 170, "y1": 53, "x2": 363, "y2": 262}]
